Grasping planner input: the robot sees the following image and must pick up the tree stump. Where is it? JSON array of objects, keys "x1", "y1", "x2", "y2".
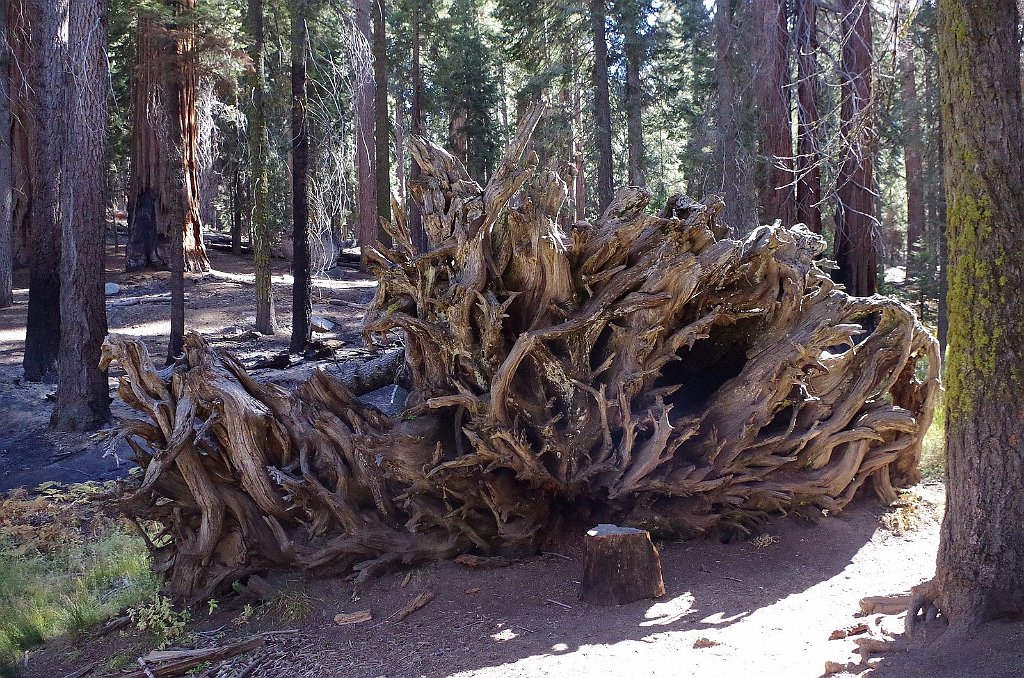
[{"x1": 580, "y1": 524, "x2": 666, "y2": 605}]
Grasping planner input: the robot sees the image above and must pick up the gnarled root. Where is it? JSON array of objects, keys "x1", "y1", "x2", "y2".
[{"x1": 102, "y1": 104, "x2": 940, "y2": 601}]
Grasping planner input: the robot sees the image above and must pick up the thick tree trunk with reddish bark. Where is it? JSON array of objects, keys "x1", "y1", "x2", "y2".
[
  {"x1": 53, "y1": 0, "x2": 111, "y2": 431},
  {"x1": 833, "y1": 0, "x2": 876, "y2": 297},
  {"x1": 794, "y1": 0, "x2": 821, "y2": 234},
  {"x1": 127, "y1": 16, "x2": 169, "y2": 272},
  {"x1": 755, "y1": 0, "x2": 795, "y2": 226},
  {"x1": 907, "y1": 0, "x2": 1024, "y2": 637},
  {"x1": 373, "y1": 0, "x2": 391, "y2": 238},
  {"x1": 407, "y1": 0, "x2": 426, "y2": 250},
  {"x1": 103, "y1": 107, "x2": 939, "y2": 603},
  {"x1": 621, "y1": 7, "x2": 646, "y2": 187}
]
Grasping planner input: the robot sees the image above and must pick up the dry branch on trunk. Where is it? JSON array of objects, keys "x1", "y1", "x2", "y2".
[{"x1": 102, "y1": 104, "x2": 940, "y2": 602}]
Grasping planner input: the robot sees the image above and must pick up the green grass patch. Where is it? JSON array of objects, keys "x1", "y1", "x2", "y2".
[
  {"x1": 920, "y1": 394, "x2": 945, "y2": 481},
  {"x1": 0, "y1": 483, "x2": 160, "y2": 676}
]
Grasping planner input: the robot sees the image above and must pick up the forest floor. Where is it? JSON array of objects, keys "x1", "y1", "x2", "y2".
[{"x1": 1, "y1": 248, "x2": 1022, "y2": 678}]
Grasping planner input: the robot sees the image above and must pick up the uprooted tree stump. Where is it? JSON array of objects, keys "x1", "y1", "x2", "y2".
[
  {"x1": 580, "y1": 524, "x2": 666, "y2": 605},
  {"x1": 101, "y1": 103, "x2": 940, "y2": 602}
]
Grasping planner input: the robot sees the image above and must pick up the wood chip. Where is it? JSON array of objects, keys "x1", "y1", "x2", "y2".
[
  {"x1": 829, "y1": 622, "x2": 869, "y2": 640},
  {"x1": 393, "y1": 591, "x2": 435, "y2": 622},
  {"x1": 334, "y1": 610, "x2": 373, "y2": 625},
  {"x1": 545, "y1": 598, "x2": 572, "y2": 610},
  {"x1": 400, "y1": 572, "x2": 412, "y2": 588},
  {"x1": 465, "y1": 587, "x2": 481, "y2": 595}
]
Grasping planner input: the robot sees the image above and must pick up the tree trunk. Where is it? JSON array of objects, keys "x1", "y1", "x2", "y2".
[
  {"x1": 0, "y1": 0, "x2": 13, "y2": 310},
  {"x1": 22, "y1": 0, "x2": 66, "y2": 383},
  {"x1": 622, "y1": 9, "x2": 646, "y2": 187},
  {"x1": 246, "y1": 0, "x2": 277, "y2": 335},
  {"x1": 290, "y1": 0, "x2": 311, "y2": 352},
  {"x1": 580, "y1": 525, "x2": 665, "y2": 605},
  {"x1": 907, "y1": 0, "x2": 1024, "y2": 635},
  {"x1": 714, "y1": 0, "x2": 756, "y2": 234},
  {"x1": 793, "y1": 0, "x2": 821, "y2": 234},
  {"x1": 407, "y1": 0, "x2": 426, "y2": 251},
  {"x1": 833, "y1": 0, "x2": 876, "y2": 297},
  {"x1": 591, "y1": 0, "x2": 614, "y2": 211},
  {"x1": 355, "y1": 0, "x2": 377, "y2": 262},
  {"x1": 53, "y1": 0, "x2": 111, "y2": 431},
  {"x1": 126, "y1": 16, "x2": 169, "y2": 272},
  {"x1": 902, "y1": 48, "x2": 925, "y2": 283},
  {"x1": 755, "y1": 0, "x2": 795, "y2": 226},
  {"x1": 231, "y1": 161, "x2": 243, "y2": 255},
  {"x1": 103, "y1": 105, "x2": 940, "y2": 603},
  {"x1": 373, "y1": 0, "x2": 392, "y2": 242}
]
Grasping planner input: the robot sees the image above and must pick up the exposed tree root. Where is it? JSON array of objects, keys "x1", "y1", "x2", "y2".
[{"x1": 102, "y1": 104, "x2": 940, "y2": 601}]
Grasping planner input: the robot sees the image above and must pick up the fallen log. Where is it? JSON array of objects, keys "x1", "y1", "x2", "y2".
[{"x1": 101, "y1": 103, "x2": 940, "y2": 602}]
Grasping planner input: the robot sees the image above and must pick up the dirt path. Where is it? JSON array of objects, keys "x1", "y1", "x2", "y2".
[{"x1": 23, "y1": 483, "x2": 1024, "y2": 678}]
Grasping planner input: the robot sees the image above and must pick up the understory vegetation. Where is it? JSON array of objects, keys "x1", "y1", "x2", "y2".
[{"x1": 0, "y1": 483, "x2": 159, "y2": 676}]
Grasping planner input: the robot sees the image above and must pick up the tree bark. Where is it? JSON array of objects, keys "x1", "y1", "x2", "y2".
[
  {"x1": 833, "y1": 0, "x2": 876, "y2": 297},
  {"x1": 907, "y1": 0, "x2": 1024, "y2": 635},
  {"x1": 246, "y1": 0, "x2": 276, "y2": 335},
  {"x1": 591, "y1": 0, "x2": 614, "y2": 211},
  {"x1": 621, "y1": 6, "x2": 646, "y2": 187},
  {"x1": 755, "y1": 0, "x2": 795, "y2": 226},
  {"x1": 580, "y1": 525, "x2": 665, "y2": 605},
  {"x1": 714, "y1": 0, "x2": 756, "y2": 234},
  {"x1": 0, "y1": 0, "x2": 13, "y2": 309},
  {"x1": 22, "y1": 0, "x2": 66, "y2": 383},
  {"x1": 373, "y1": 0, "x2": 392, "y2": 241},
  {"x1": 901, "y1": 47, "x2": 925, "y2": 280},
  {"x1": 103, "y1": 105, "x2": 940, "y2": 602},
  {"x1": 127, "y1": 16, "x2": 169, "y2": 272},
  {"x1": 793, "y1": 0, "x2": 821, "y2": 234},
  {"x1": 290, "y1": 0, "x2": 311, "y2": 352},
  {"x1": 53, "y1": 0, "x2": 111, "y2": 431},
  {"x1": 355, "y1": 0, "x2": 377, "y2": 262},
  {"x1": 407, "y1": 0, "x2": 426, "y2": 251}
]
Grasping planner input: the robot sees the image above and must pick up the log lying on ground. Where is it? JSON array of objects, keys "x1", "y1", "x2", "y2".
[{"x1": 102, "y1": 103, "x2": 940, "y2": 602}]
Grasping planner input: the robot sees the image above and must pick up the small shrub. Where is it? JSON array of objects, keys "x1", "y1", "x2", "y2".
[{"x1": 128, "y1": 594, "x2": 192, "y2": 649}]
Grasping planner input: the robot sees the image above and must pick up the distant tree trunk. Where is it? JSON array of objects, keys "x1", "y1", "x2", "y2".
[
  {"x1": 622, "y1": 10, "x2": 646, "y2": 187},
  {"x1": 290, "y1": 0, "x2": 311, "y2": 352},
  {"x1": 902, "y1": 48, "x2": 925, "y2": 275},
  {"x1": 793, "y1": 0, "x2": 821, "y2": 233},
  {"x1": 448, "y1": 108, "x2": 469, "y2": 167},
  {"x1": 408, "y1": 0, "x2": 426, "y2": 250},
  {"x1": 714, "y1": 0, "x2": 756, "y2": 233},
  {"x1": 755, "y1": 0, "x2": 795, "y2": 225},
  {"x1": 591, "y1": 0, "x2": 614, "y2": 211},
  {"x1": 936, "y1": 120, "x2": 948, "y2": 356},
  {"x1": 23, "y1": 0, "x2": 66, "y2": 383},
  {"x1": 395, "y1": 95, "x2": 407, "y2": 205},
  {"x1": 127, "y1": 16, "x2": 169, "y2": 271},
  {"x1": 53, "y1": 0, "x2": 111, "y2": 431},
  {"x1": 246, "y1": 0, "x2": 277, "y2": 334},
  {"x1": 231, "y1": 161, "x2": 243, "y2": 254},
  {"x1": 833, "y1": 0, "x2": 876, "y2": 297},
  {"x1": 908, "y1": 0, "x2": 1024, "y2": 636},
  {"x1": 373, "y1": 0, "x2": 392, "y2": 240},
  {"x1": 355, "y1": 0, "x2": 377, "y2": 262},
  {"x1": 197, "y1": 78, "x2": 218, "y2": 232},
  {"x1": 0, "y1": 2, "x2": 13, "y2": 310}
]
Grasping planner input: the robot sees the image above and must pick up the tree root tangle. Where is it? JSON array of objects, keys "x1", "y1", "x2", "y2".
[{"x1": 102, "y1": 104, "x2": 940, "y2": 602}]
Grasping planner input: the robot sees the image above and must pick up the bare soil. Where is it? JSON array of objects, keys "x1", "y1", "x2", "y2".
[{"x1": 2, "y1": 248, "x2": 1022, "y2": 678}]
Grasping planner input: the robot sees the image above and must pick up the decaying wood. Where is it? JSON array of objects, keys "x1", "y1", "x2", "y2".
[
  {"x1": 105, "y1": 637, "x2": 265, "y2": 678},
  {"x1": 102, "y1": 103, "x2": 940, "y2": 602},
  {"x1": 333, "y1": 609, "x2": 373, "y2": 625},
  {"x1": 392, "y1": 591, "x2": 435, "y2": 622},
  {"x1": 580, "y1": 524, "x2": 665, "y2": 605}
]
